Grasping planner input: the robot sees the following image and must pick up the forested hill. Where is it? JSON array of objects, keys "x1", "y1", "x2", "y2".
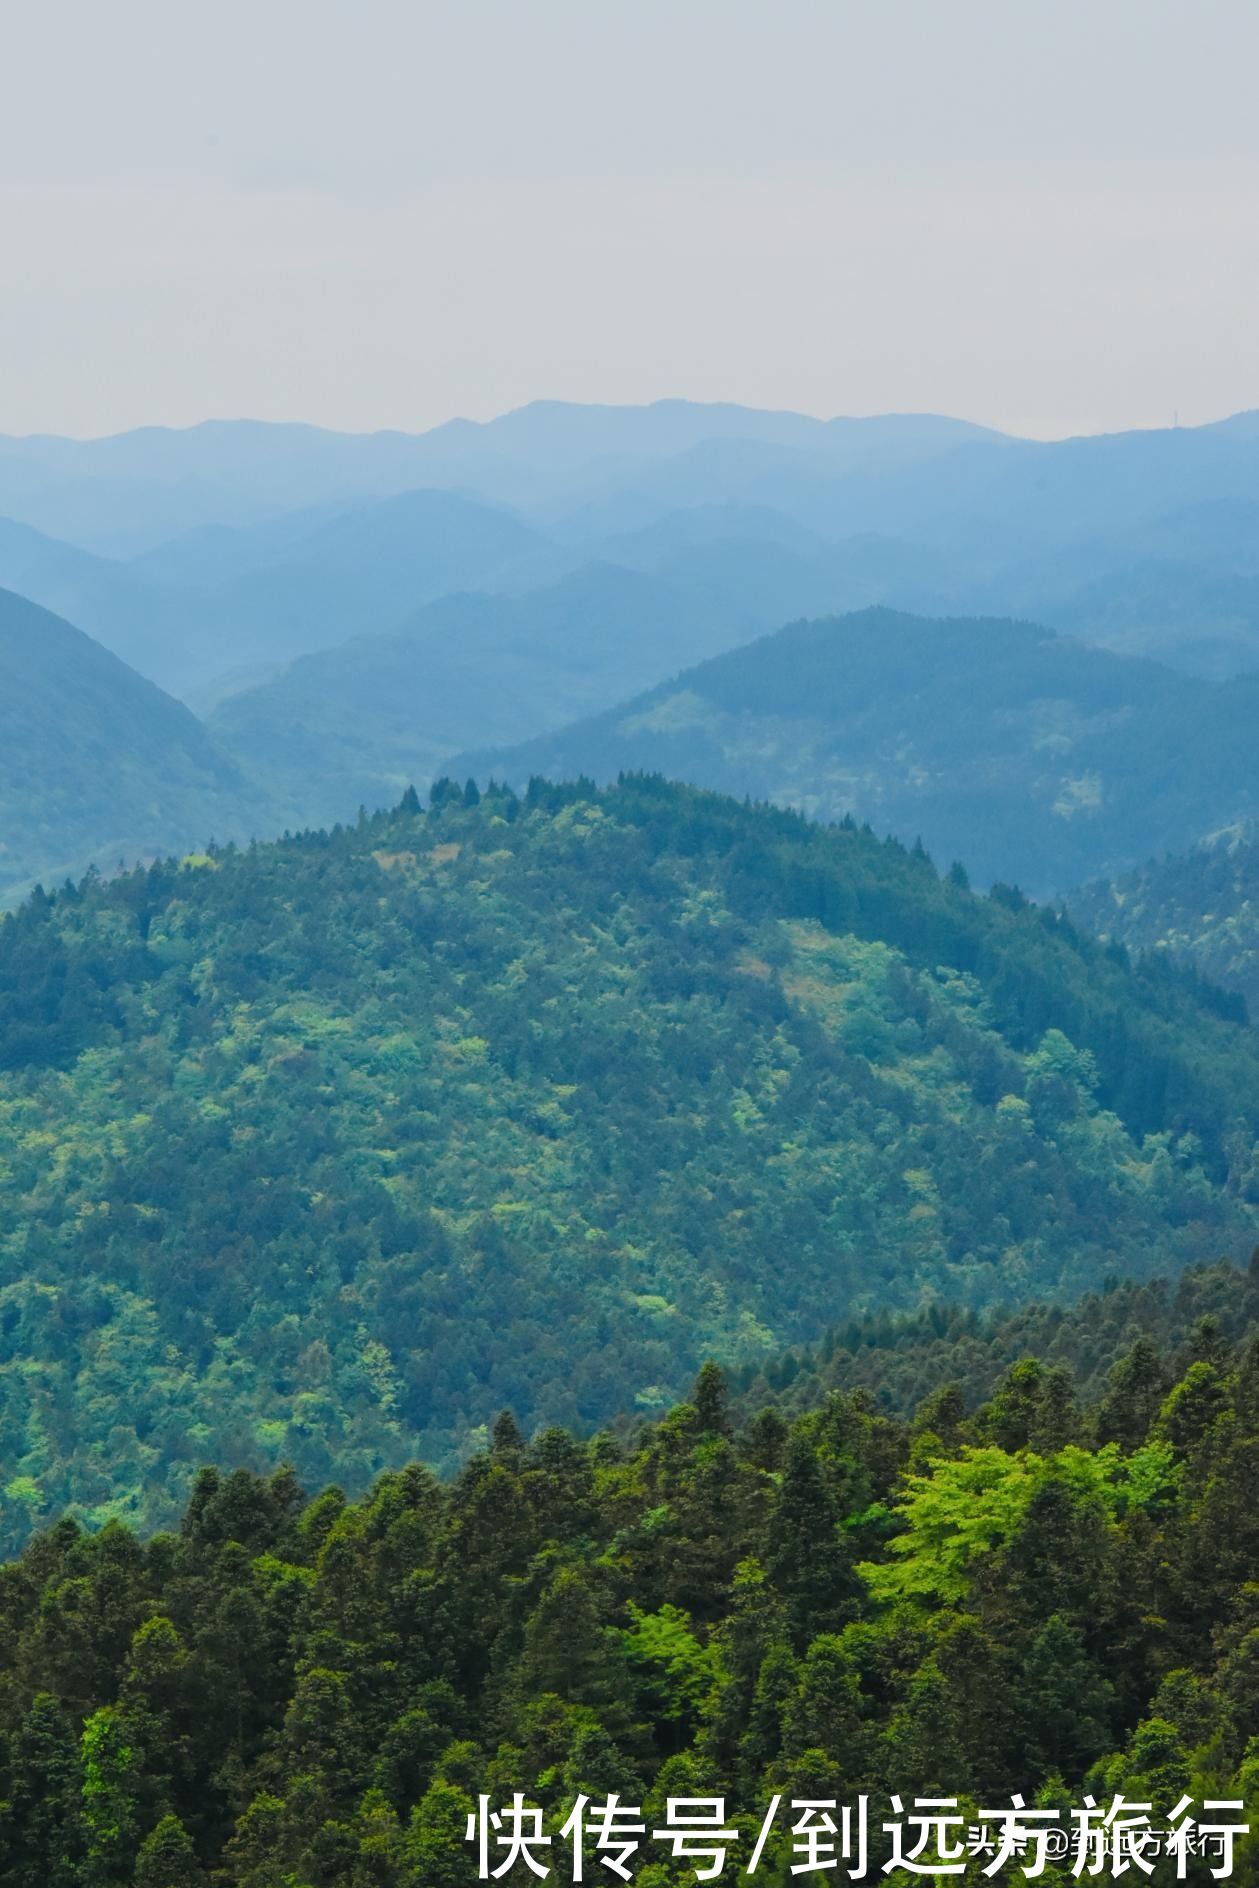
[
  {"x1": 5, "y1": 1309, "x2": 1259, "y2": 1882},
  {"x1": 0, "y1": 586, "x2": 267, "y2": 903},
  {"x1": 1073, "y1": 829, "x2": 1259, "y2": 1019},
  {"x1": 0, "y1": 774, "x2": 1253, "y2": 1555},
  {"x1": 734, "y1": 1255, "x2": 1259, "y2": 1422},
  {"x1": 455, "y1": 609, "x2": 1259, "y2": 896},
  {"x1": 2, "y1": 776, "x2": 1258, "y2": 1549}
]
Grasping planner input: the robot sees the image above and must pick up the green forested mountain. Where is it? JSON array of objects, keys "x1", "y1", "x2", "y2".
[
  {"x1": 1073, "y1": 829, "x2": 1259, "y2": 1016},
  {"x1": 0, "y1": 587, "x2": 267, "y2": 905},
  {"x1": 2, "y1": 1306, "x2": 1259, "y2": 1882},
  {"x1": 2, "y1": 776, "x2": 1258, "y2": 1552},
  {"x1": 458, "y1": 609, "x2": 1259, "y2": 896},
  {"x1": 736, "y1": 1256, "x2": 1259, "y2": 1420}
]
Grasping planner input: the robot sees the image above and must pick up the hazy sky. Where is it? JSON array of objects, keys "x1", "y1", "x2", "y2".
[{"x1": 4, "y1": 0, "x2": 1258, "y2": 440}]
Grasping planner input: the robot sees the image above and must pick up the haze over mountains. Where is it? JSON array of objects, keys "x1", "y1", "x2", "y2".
[
  {"x1": 459, "y1": 608, "x2": 1259, "y2": 898},
  {"x1": 5, "y1": 398, "x2": 1259, "y2": 902},
  {"x1": 0, "y1": 588, "x2": 262, "y2": 904},
  {"x1": 207, "y1": 540, "x2": 964, "y2": 830},
  {"x1": 3, "y1": 399, "x2": 1259, "y2": 691},
  {"x1": 0, "y1": 491, "x2": 544, "y2": 706},
  {"x1": 0, "y1": 404, "x2": 1003, "y2": 552}
]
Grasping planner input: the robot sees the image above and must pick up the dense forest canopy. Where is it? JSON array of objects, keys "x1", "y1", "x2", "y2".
[
  {"x1": 1074, "y1": 830, "x2": 1259, "y2": 1020},
  {"x1": 1, "y1": 776, "x2": 1258, "y2": 1553},
  {"x1": 1, "y1": 1307, "x2": 1258, "y2": 1882},
  {"x1": 732, "y1": 1256, "x2": 1259, "y2": 1419},
  {"x1": 5, "y1": 402, "x2": 1259, "y2": 1883}
]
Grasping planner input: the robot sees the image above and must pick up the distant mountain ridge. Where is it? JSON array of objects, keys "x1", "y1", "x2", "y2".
[
  {"x1": 205, "y1": 538, "x2": 966, "y2": 826},
  {"x1": 3, "y1": 399, "x2": 1259, "y2": 914},
  {"x1": 0, "y1": 489, "x2": 543, "y2": 703},
  {"x1": 2, "y1": 401, "x2": 1258, "y2": 720},
  {"x1": 7, "y1": 400, "x2": 1258, "y2": 556},
  {"x1": 454, "y1": 607, "x2": 1259, "y2": 897},
  {"x1": 0, "y1": 402, "x2": 1005, "y2": 552}
]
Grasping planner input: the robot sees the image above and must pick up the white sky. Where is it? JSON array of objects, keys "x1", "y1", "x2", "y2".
[{"x1": 3, "y1": 0, "x2": 1258, "y2": 439}]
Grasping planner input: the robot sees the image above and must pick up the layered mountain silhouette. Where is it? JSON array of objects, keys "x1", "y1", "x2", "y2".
[
  {"x1": 4, "y1": 403, "x2": 1259, "y2": 731},
  {"x1": 455, "y1": 608, "x2": 1259, "y2": 896},
  {"x1": 0, "y1": 587, "x2": 264, "y2": 902},
  {"x1": 0, "y1": 490, "x2": 542, "y2": 703},
  {"x1": 206, "y1": 543, "x2": 964, "y2": 826}
]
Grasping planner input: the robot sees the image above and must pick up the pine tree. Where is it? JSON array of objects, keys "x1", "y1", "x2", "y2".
[
  {"x1": 134, "y1": 1814, "x2": 205, "y2": 1888},
  {"x1": 692, "y1": 1361, "x2": 733, "y2": 1438},
  {"x1": 765, "y1": 1431, "x2": 861, "y2": 1649},
  {"x1": 1094, "y1": 1337, "x2": 1170, "y2": 1450},
  {"x1": 3, "y1": 1692, "x2": 87, "y2": 1888}
]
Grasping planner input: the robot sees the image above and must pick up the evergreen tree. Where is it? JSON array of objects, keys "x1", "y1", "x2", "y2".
[
  {"x1": 764, "y1": 1432, "x2": 861, "y2": 1649},
  {"x1": 134, "y1": 1814, "x2": 205, "y2": 1888}
]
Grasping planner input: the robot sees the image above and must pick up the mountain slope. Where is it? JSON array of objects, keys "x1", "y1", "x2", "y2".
[
  {"x1": 2, "y1": 489, "x2": 545, "y2": 704},
  {"x1": 208, "y1": 544, "x2": 961, "y2": 827},
  {"x1": 976, "y1": 505, "x2": 1259, "y2": 677},
  {"x1": 813, "y1": 420, "x2": 1259, "y2": 551},
  {"x1": 457, "y1": 608, "x2": 1259, "y2": 895},
  {"x1": 161, "y1": 487, "x2": 544, "y2": 702},
  {"x1": 1073, "y1": 828, "x2": 1259, "y2": 1017},
  {"x1": 1, "y1": 775, "x2": 1257, "y2": 1541},
  {"x1": 211, "y1": 562, "x2": 771, "y2": 825},
  {"x1": 1043, "y1": 563, "x2": 1259, "y2": 679},
  {"x1": 0, "y1": 587, "x2": 267, "y2": 902},
  {"x1": 0, "y1": 516, "x2": 179, "y2": 681}
]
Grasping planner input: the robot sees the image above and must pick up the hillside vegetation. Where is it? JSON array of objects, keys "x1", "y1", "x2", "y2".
[
  {"x1": 1074, "y1": 830, "x2": 1259, "y2": 1017},
  {"x1": 1, "y1": 777, "x2": 1258, "y2": 1550},
  {"x1": 2, "y1": 1307, "x2": 1259, "y2": 1881}
]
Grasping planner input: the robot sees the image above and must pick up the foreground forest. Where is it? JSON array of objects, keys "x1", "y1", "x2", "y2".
[
  {"x1": 2, "y1": 1289, "x2": 1259, "y2": 1883},
  {"x1": 2, "y1": 778, "x2": 1259, "y2": 1550}
]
